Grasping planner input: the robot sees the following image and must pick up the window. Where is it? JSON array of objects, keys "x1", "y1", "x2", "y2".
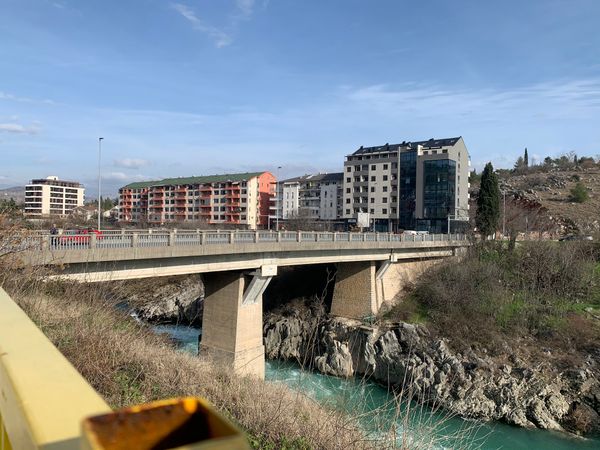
[
  {"x1": 346, "y1": 167, "x2": 351, "y2": 172},
  {"x1": 354, "y1": 177, "x2": 360, "y2": 182},
  {"x1": 371, "y1": 165, "x2": 376, "y2": 170},
  {"x1": 370, "y1": 209, "x2": 375, "y2": 214},
  {"x1": 383, "y1": 186, "x2": 388, "y2": 192},
  {"x1": 354, "y1": 165, "x2": 360, "y2": 171},
  {"x1": 383, "y1": 164, "x2": 388, "y2": 170},
  {"x1": 362, "y1": 164, "x2": 368, "y2": 171},
  {"x1": 382, "y1": 208, "x2": 387, "y2": 214},
  {"x1": 346, "y1": 188, "x2": 351, "y2": 193},
  {"x1": 383, "y1": 175, "x2": 388, "y2": 181},
  {"x1": 346, "y1": 178, "x2": 351, "y2": 183},
  {"x1": 370, "y1": 198, "x2": 375, "y2": 203},
  {"x1": 346, "y1": 209, "x2": 350, "y2": 214},
  {"x1": 370, "y1": 187, "x2": 375, "y2": 192},
  {"x1": 370, "y1": 176, "x2": 376, "y2": 182},
  {"x1": 346, "y1": 198, "x2": 350, "y2": 203},
  {"x1": 382, "y1": 197, "x2": 388, "y2": 203}
]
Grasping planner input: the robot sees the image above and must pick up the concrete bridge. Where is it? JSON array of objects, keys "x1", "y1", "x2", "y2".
[{"x1": 24, "y1": 230, "x2": 468, "y2": 379}]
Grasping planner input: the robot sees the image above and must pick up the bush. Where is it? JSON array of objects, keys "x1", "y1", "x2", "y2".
[
  {"x1": 391, "y1": 242, "x2": 600, "y2": 348},
  {"x1": 570, "y1": 182, "x2": 589, "y2": 203}
]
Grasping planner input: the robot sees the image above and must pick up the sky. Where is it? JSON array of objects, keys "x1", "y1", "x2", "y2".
[{"x1": 1, "y1": 0, "x2": 600, "y2": 197}]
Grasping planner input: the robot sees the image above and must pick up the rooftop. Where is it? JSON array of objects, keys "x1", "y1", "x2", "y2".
[
  {"x1": 282, "y1": 172, "x2": 343, "y2": 184},
  {"x1": 351, "y1": 137, "x2": 462, "y2": 155},
  {"x1": 122, "y1": 172, "x2": 268, "y2": 189}
]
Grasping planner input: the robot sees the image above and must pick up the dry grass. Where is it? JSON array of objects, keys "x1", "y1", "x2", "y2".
[{"x1": 9, "y1": 281, "x2": 372, "y2": 450}]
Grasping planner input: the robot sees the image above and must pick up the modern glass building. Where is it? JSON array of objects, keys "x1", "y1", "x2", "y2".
[{"x1": 342, "y1": 137, "x2": 470, "y2": 232}]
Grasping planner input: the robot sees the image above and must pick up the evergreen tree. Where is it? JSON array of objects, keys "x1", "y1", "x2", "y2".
[
  {"x1": 514, "y1": 156, "x2": 525, "y2": 171},
  {"x1": 570, "y1": 182, "x2": 589, "y2": 203},
  {"x1": 524, "y1": 148, "x2": 529, "y2": 167},
  {"x1": 476, "y1": 162, "x2": 500, "y2": 238}
]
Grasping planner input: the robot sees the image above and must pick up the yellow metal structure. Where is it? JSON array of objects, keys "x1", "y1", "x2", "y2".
[
  {"x1": 81, "y1": 397, "x2": 249, "y2": 450},
  {"x1": 0, "y1": 288, "x2": 250, "y2": 450},
  {"x1": 0, "y1": 288, "x2": 111, "y2": 450}
]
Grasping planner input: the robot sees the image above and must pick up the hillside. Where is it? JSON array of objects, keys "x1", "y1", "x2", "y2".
[
  {"x1": 472, "y1": 167, "x2": 600, "y2": 235},
  {"x1": 0, "y1": 186, "x2": 25, "y2": 204}
]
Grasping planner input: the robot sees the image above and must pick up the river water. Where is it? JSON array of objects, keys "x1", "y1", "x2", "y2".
[{"x1": 153, "y1": 324, "x2": 600, "y2": 449}]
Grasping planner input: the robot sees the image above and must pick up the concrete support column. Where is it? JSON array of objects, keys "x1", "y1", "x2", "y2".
[
  {"x1": 330, "y1": 261, "x2": 377, "y2": 319},
  {"x1": 200, "y1": 265, "x2": 276, "y2": 379}
]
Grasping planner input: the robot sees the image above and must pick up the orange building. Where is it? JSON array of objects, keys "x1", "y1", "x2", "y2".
[{"x1": 118, "y1": 172, "x2": 275, "y2": 229}]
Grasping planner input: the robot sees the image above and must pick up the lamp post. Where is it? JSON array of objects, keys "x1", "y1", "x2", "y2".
[
  {"x1": 502, "y1": 189, "x2": 506, "y2": 237},
  {"x1": 275, "y1": 166, "x2": 282, "y2": 231},
  {"x1": 97, "y1": 137, "x2": 104, "y2": 231}
]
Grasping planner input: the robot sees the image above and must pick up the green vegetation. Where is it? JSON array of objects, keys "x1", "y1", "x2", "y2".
[
  {"x1": 570, "y1": 182, "x2": 589, "y2": 203},
  {"x1": 475, "y1": 162, "x2": 500, "y2": 238},
  {"x1": 387, "y1": 242, "x2": 600, "y2": 357}
]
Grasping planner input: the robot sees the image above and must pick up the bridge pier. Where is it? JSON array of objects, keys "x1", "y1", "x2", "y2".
[
  {"x1": 331, "y1": 258, "x2": 443, "y2": 319},
  {"x1": 199, "y1": 265, "x2": 275, "y2": 379}
]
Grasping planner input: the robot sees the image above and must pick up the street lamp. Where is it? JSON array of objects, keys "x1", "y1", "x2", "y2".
[
  {"x1": 275, "y1": 166, "x2": 282, "y2": 231},
  {"x1": 98, "y1": 137, "x2": 103, "y2": 231}
]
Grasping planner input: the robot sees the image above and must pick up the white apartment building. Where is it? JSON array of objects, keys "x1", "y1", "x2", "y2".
[
  {"x1": 278, "y1": 173, "x2": 343, "y2": 221},
  {"x1": 24, "y1": 176, "x2": 85, "y2": 217}
]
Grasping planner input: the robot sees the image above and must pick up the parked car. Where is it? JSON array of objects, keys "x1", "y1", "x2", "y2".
[{"x1": 58, "y1": 228, "x2": 103, "y2": 245}]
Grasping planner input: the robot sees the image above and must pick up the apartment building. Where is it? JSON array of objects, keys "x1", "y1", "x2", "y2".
[
  {"x1": 342, "y1": 137, "x2": 470, "y2": 232},
  {"x1": 119, "y1": 172, "x2": 274, "y2": 229},
  {"x1": 278, "y1": 173, "x2": 343, "y2": 221},
  {"x1": 24, "y1": 176, "x2": 85, "y2": 217}
]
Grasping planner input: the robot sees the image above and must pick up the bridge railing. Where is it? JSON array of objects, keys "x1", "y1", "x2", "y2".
[{"x1": 28, "y1": 230, "x2": 468, "y2": 251}]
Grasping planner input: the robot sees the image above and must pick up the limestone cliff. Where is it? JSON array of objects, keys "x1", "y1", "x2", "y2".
[{"x1": 264, "y1": 309, "x2": 600, "y2": 436}]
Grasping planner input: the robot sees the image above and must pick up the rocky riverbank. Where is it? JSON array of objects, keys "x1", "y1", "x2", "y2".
[
  {"x1": 264, "y1": 307, "x2": 600, "y2": 436},
  {"x1": 114, "y1": 275, "x2": 204, "y2": 325}
]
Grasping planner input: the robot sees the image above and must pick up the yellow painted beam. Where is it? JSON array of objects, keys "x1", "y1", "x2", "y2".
[{"x1": 0, "y1": 288, "x2": 111, "y2": 450}]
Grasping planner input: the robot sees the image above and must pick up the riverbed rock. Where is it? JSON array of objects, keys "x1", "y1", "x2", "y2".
[
  {"x1": 128, "y1": 275, "x2": 204, "y2": 325},
  {"x1": 263, "y1": 311, "x2": 600, "y2": 436}
]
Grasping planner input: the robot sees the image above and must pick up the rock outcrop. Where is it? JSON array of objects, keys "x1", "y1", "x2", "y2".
[
  {"x1": 264, "y1": 310, "x2": 600, "y2": 435},
  {"x1": 128, "y1": 275, "x2": 204, "y2": 325}
]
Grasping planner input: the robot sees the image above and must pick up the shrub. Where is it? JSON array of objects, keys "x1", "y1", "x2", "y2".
[{"x1": 570, "y1": 182, "x2": 589, "y2": 203}]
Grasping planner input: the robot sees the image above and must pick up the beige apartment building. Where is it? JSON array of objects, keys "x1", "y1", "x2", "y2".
[
  {"x1": 24, "y1": 176, "x2": 85, "y2": 217},
  {"x1": 342, "y1": 137, "x2": 470, "y2": 232}
]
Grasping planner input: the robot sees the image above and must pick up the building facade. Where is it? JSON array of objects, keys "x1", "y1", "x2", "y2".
[
  {"x1": 278, "y1": 173, "x2": 343, "y2": 221},
  {"x1": 342, "y1": 137, "x2": 470, "y2": 232},
  {"x1": 118, "y1": 172, "x2": 274, "y2": 229},
  {"x1": 24, "y1": 176, "x2": 85, "y2": 217}
]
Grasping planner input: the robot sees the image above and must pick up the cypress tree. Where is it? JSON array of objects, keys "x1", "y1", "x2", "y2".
[
  {"x1": 476, "y1": 162, "x2": 501, "y2": 238},
  {"x1": 524, "y1": 148, "x2": 529, "y2": 167}
]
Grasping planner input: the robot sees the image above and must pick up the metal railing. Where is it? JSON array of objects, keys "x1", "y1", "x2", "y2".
[{"x1": 27, "y1": 230, "x2": 468, "y2": 252}]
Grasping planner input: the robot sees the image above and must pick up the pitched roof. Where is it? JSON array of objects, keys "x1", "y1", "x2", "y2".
[
  {"x1": 121, "y1": 181, "x2": 159, "y2": 189},
  {"x1": 282, "y1": 172, "x2": 343, "y2": 184},
  {"x1": 352, "y1": 137, "x2": 462, "y2": 155},
  {"x1": 121, "y1": 172, "x2": 267, "y2": 189}
]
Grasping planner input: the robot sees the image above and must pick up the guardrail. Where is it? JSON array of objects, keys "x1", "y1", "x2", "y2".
[
  {"x1": 0, "y1": 287, "x2": 110, "y2": 450},
  {"x1": 30, "y1": 231, "x2": 468, "y2": 251},
  {"x1": 0, "y1": 288, "x2": 250, "y2": 449}
]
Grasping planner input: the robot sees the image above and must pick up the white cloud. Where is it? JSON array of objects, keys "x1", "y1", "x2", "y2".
[
  {"x1": 113, "y1": 158, "x2": 150, "y2": 169},
  {"x1": 0, "y1": 91, "x2": 55, "y2": 105},
  {"x1": 171, "y1": 3, "x2": 232, "y2": 48},
  {"x1": 0, "y1": 123, "x2": 39, "y2": 134},
  {"x1": 235, "y1": 0, "x2": 255, "y2": 18}
]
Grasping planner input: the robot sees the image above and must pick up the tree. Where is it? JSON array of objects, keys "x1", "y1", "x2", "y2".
[
  {"x1": 524, "y1": 148, "x2": 529, "y2": 168},
  {"x1": 514, "y1": 156, "x2": 525, "y2": 172},
  {"x1": 570, "y1": 182, "x2": 589, "y2": 203},
  {"x1": 476, "y1": 162, "x2": 500, "y2": 238}
]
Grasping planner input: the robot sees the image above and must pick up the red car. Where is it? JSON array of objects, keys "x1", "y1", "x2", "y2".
[{"x1": 58, "y1": 228, "x2": 103, "y2": 245}]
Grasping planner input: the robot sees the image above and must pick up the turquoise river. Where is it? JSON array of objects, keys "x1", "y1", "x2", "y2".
[{"x1": 153, "y1": 324, "x2": 600, "y2": 449}]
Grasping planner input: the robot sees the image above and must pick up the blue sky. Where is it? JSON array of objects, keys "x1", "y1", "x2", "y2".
[{"x1": 1, "y1": 0, "x2": 600, "y2": 196}]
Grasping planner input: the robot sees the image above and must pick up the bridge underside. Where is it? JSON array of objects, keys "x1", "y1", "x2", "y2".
[{"x1": 45, "y1": 248, "x2": 454, "y2": 282}]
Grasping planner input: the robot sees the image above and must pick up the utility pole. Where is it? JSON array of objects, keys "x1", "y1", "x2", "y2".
[{"x1": 98, "y1": 137, "x2": 104, "y2": 231}]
